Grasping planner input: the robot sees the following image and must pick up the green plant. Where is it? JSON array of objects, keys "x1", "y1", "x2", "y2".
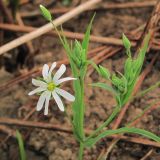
[
  {"x1": 16, "y1": 130, "x2": 26, "y2": 160},
  {"x1": 28, "y1": 5, "x2": 160, "y2": 160}
]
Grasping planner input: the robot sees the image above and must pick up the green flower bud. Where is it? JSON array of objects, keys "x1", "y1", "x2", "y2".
[
  {"x1": 111, "y1": 74, "x2": 121, "y2": 86},
  {"x1": 99, "y1": 65, "x2": 110, "y2": 79},
  {"x1": 124, "y1": 58, "x2": 132, "y2": 79},
  {"x1": 122, "y1": 33, "x2": 132, "y2": 57},
  {"x1": 39, "y1": 5, "x2": 52, "y2": 21},
  {"x1": 122, "y1": 33, "x2": 131, "y2": 50}
]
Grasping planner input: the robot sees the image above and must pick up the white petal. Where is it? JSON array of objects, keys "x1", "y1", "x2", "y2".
[
  {"x1": 55, "y1": 77, "x2": 77, "y2": 85},
  {"x1": 49, "y1": 62, "x2": 57, "y2": 75},
  {"x1": 44, "y1": 92, "x2": 51, "y2": 115},
  {"x1": 52, "y1": 91, "x2": 64, "y2": 111},
  {"x1": 32, "y1": 79, "x2": 47, "y2": 88},
  {"x1": 47, "y1": 62, "x2": 57, "y2": 81},
  {"x1": 53, "y1": 64, "x2": 66, "y2": 81},
  {"x1": 42, "y1": 64, "x2": 49, "y2": 79},
  {"x1": 55, "y1": 88, "x2": 75, "y2": 102},
  {"x1": 28, "y1": 87, "x2": 46, "y2": 96},
  {"x1": 36, "y1": 91, "x2": 47, "y2": 111}
]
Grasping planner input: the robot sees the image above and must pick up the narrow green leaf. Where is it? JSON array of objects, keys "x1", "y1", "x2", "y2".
[
  {"x1": 16, "y1": 130, "x2": 26, "y2": 160},
  {"x1": 139, "y1": 33, "x2": 150, "y2": 57},
  {"x1": 122, "y1": 33, "x2": 131, "y2": 49},
  {"x1": 82, "y1": 13, "x2": 95, "y2": 56},
  {"x1": 85, "y1": 127, "x2": 160, "y2": 147},
  {"x1": 133, "y1": 33, "x2": 150, "y2": 77},
  {"x1": 99, "y1": 65, "x2": 110, "y2": 79},
  {"x1": 87, "y1": 105, "x2": 120, "y2": 140},
  {"x1": 74, "y1": 40, "x2": 82, "y2": 58},
  {"x1": 122, "y1": 33, "x2": 131, "y2": 57},
  {"x1": 127, "y1": 101, "x2": 159, "y2": 126},
  {"x1": 91, "y1": 82, "x2": 117, "y2": 96},
  {"x1": 124, "y1": 58, "x2": 133, "y2": 80},
  {"x1": 87, "y1": 60, "x2": 101, "y2": 75},
  {"x1": 135, "y1": 81, "x2": 160, "y2": 98},
  {"x1": 39, "y1": 5, "x2": 52, "y2": 21},
  {"x1": 111, "y1": 74, "x2": 122, "y2": 86},
  {"x1": 60, "y1": 26, "x2": 72, "y2": 57}
]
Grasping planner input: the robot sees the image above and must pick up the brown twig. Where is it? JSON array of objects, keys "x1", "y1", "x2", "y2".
[
  {"x1": 101, "y1": 1, "x2": 156, "y2": 9},
  {"x1": 0, "y1": 107, "x2": 36, "y2": 147},
  {"x1": 0, "y1": 46, "x2": 106, "y2": 91},
  {"x1": 0, "y1": 16, "x2": 156, "y2": 96},
  {"x1": 0, "y1": 1, "x2": 35, "y2": 64},
  {"x1": 16, "y1": 12, "x2": 34, "y2": 54},
  {"x1": 20, "y1": 1, "x2": 156, "y2": 18},
  {"x1": 0, "y1": 11, "x2": 3, "y2": 45},
  {"x1": 0, "y1": 0, "x2": 13, "y2": 23},
  {"x1": 0, "y1": 0, "x2": 102, "y2": 55},
  {"x1": 20, "y1": 0, "x2": 29, "y2": 5},
  {"x1": 140, "y1": 149, "x2": 154, "y2": 160},
  {"x1": 130, "y1": 102, "x2": 160, "y2": 126},
  {"x1": 0, "y1": 117, "x2": 160, "y2": 148},
  {"x1": 1, "y1": 23, "x2": 160, "y2": 50},
  {"x1": 0, "y1": 125, "x2": 16, "y2": 137},
  {"x1": 0, "y1": 117, "x2": 73, "y2": 134},
  {"x1": 0, "y1": 23, "x2": 124, "y2": 46},
  {"x1": 134, "y1": 0, "x2": 160, "y2": 53}
]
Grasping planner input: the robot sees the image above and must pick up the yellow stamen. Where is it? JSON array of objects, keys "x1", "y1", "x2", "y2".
[{"x1": 47, "y1": 82, "x2": 56, "y2": 91}]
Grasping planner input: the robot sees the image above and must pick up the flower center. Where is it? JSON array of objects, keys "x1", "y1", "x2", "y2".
[{"x1": 47, "y1": 82, "x2": 56, "y2": 91}]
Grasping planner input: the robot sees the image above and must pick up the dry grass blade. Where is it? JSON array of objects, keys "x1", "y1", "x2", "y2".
[
  {"x1": 0, "y1": 0, "x2": 102, "y2": 55},
  {"x1": 20, "y1": 1, "x2": 156, "y2": 18},
  {"x1": 140, "y1": 149, "x2": 154, "y2": 160},
  {"x1": 1, "y1": 23, "x2": 160, "y2": 50},
  {"x1": 0, "y1": 117, "x2": 160, "y2": 148}
]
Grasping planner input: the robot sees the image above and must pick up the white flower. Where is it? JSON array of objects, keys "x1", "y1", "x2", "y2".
[{"x1": 28, "y1": 62, "x2": 76, "y2": 115}]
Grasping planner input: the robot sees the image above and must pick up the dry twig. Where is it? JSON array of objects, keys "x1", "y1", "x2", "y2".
[
  {"x1": 0, "y1": 0, "x2": 102, "y2": 55},
  {"x1": 0, "y1": 117, "x2": 160, "y2": 148},
  {"x1": 20, "y1": 1, "x2": 156, "y2": 18},
  {"x1": 1, "y1": 23, "x2": 160, "y2": 50},
  {"x1": 140, "y1": 149, "x2": 154, "y2": 160}
]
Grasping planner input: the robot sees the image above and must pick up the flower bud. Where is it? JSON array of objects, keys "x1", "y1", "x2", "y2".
[
  {"x1": 40, "y1": 5, "x2": 52, "y2": 21},
  {"x1": 99, "y1": 65, "x2": 110, "y2": 79},
  {"x1": 122, "y1": 33, "x2": 131, "y2": 50}
]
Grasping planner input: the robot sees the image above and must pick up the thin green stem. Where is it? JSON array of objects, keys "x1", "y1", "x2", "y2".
[
  {"x1": 133, "y1": 81, "x2": 160, "y2": 99},
  {"x1": 50, "y1": 21, "x2": 62, "y2": 41},
  {"x1": 80, "y1": 77, "x2": 85, "y2": 139},
  {"x1": 78, "y1": 142, "x2": 84, "y2": 160},
  {"x1": 126, "y1": 99, "x2": 160, "y2": 126},
  {"x1": 87, "y1": 105, "x2": 120, "y2": 139}
]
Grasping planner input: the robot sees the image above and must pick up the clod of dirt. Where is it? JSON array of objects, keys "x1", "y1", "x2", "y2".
[{"x1": 49, "y1": 148, "x2": 76, "y2": 160}]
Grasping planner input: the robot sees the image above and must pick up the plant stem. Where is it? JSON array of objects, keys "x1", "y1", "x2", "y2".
[
  {"x1": 80, "y1": 77, "x2": 85, "y2": 138},
  {"x1": 87, "y1": 105, "x2": 120, "y2": 139},
  {"x1": 133, "y1": 81, "x2": 160, "y2": 99},
  {"x1": 78, "y1": 142, "x2": 84, "y2": 160}
]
